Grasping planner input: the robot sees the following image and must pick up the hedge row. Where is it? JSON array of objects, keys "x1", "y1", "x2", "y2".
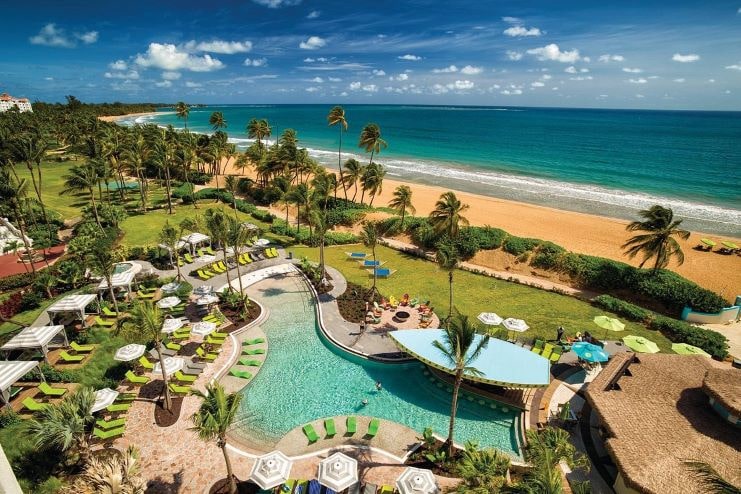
[
  {"x1": 270, "y1": 220, "x2": 358, "y2": 246},
  {"x1": 174, "y1": 186, "x2": 276, "y2": 223},
  {"x1": 593, "y1": 295, "x2": 728, "y2": 359},
  {"x1": 0, "y1": 272, "x2": 35, "y2": 292}
]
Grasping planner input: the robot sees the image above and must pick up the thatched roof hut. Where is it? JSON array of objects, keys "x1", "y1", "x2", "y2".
[
  {"x1": 585, "y1": 353, "x2": 740, "y2": 494},
  {"x1": 702, "y1": 367, "x2": 741, "y2": 419}
]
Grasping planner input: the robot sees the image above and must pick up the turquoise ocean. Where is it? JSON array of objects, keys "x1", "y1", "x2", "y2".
[{"x1": 120, "y1": 105, "x2": 741, "y2": 236}]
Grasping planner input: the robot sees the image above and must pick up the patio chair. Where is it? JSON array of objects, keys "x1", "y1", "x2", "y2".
[
  {"x1": 164, "y1": 340, "x2": 181, "y2": 352},
  {"x1": 102, "y1": 307, "x2": 119, "y2": 317},
  {"x1": 378, "y1": 486, "x2": 394, "y2": 494},
  {"x1": 294, "y1": 480, "x2": 309, "y2": 494},
  {"x1": 205, "y1": 246, "x2": 216, "y2": 255},
  {"x1": 211, "y1": 331, "x2": 228, "y2": 338},
  {"x1": 106, "y1": 403, "x2": 131, "y2": 413},
  {"x1": 239, "y1": 358, "x2": 261, "y2": 367},
  {"x1": 324, "y1": 418, "x2": 337, "y2": 437},
  {"x1": 366, "y1": 418, "x2": 380, "y2": 438},
  {"x1": 70, "y1": 341, "x2": 94, "y2": 353},
  {"x1": 346, "y1": 416, "x2": 357, "y2": 435},
  {"x1": 59, "y1": 350, "x2": 85, "y2": 363},
  {"x1": 168, "y1": 383, "x2": 191, "y2": 395},
  {"x1": 184, "y1": 253, "x2": 194, "y2": 263},
  {"x1": 363, "y1": 483, "x2": 378, "y2": 494},
  {"x1": 229, "y1": 368, "x2": 252, "y2": 380},
  {"x1": 93, "y1": 426, "x2": 125, "y2": 440},
  {"x1": 243, "y1": 348, "x2": 265, "y2": 355},
  {"x1": 38, "y1": 382, "x2": 67, "y2": 397},
  {"x1": 243, "y1": 337, "x2": 265, "y2": 345},
  {"x1": 174, "y1": 371, "x2": 197, "y2": 383},
  {"x1": 196, "y1": 347, "x2": 218, "y2": 362},
  {"x1": 138, "y1": 356, "x2": 155, "y2": 370},
  {"x1": 205, "y1": 336, "x2": 224, "y2": 346},
  {"x1": 197, "y1": 270, "x2": 212, "y2": 281},
  {"x1": 116, "y1": 393, "x2": 137, "y2": 402},
  {"x1": 531, "y1": 339, "x2": 545, "y2": 354},
  {"x1": 238, "y1": 254, "x2": 249, "y2": 266},
  {"x1": 302, "y1": 423, "x2": 319, "y2": 443},
  {"x1": 137, "y1": 290, "x2": 155, "y2": 299},
  {"x1": 94, "y1": 316, "x2": 116, "y2": 327},
  {"x1": 211, "y1": 263, "x2": 226, "y2": 274},
  {"x1": 96, "y1": 418, "x2": 126, "y2": 430},
  {"x1": 126, "y1": 370, "x2": 150, "y2": 385},
  {"x1": 541, "y1": 343, "x2": 555, "y2": 361},
  {"x1": 549, "y1": 347, "x2": 563, "y2": 363},
  {"x1": 22, "y1": 397, "x2": 49, "y2": 412},
  {"x1": 171, "y1": 330, "x2": 191, "y2": 340}
]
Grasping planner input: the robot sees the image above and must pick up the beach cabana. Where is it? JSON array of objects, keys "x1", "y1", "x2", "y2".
[
  {"x1": 97, "y1": 271, "x2": 135, "y2": 298},
  {"x1": 179, "y1": 232, "x2": 210, "y2": 255},
  {"x1": 46, "y1": 294, "x2": 97, "y2": 325},
  {"x1": 0, "y1": 325, "x2": 68, "y2": 363},
  {"x1": 0, "y1": 361, "x2": 43, "y2": 405}
]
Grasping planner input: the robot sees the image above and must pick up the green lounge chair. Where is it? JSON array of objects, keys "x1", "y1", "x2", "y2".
[
  {"x1": 93, "y1": 426, "x2": 125, "y2": 440},
  {"x1": 168, "y1": 383, "x2": 191, "y2": 394},
  {"x1": 541, "y1": 343, "x2": 554, "y2": 361},
  {"x1": 102, "y1": 307, "x2": 119, "y2": 317},
  {"x1": 38, "y1": 382, "x2": 67, "y2": 397},
  {"x1": 138, "y1": 356, "x2": 155, "y2": 370},
  {"x1": 22, "y1": 397, "x2": 49, "y2": 412},
  {"x1": 229, "y1": 368, "x2": 252, "y2": 379},
  {"x1": 205, "y1": 246, "x2": 216, "y2": 255},
  {"x1": 531, "y1": 339, "x2": 544, "y2": 354},
  {"x1": 116, "y1": 393, "x2": 137, "y2": 402},
  {"x1": 140, "y1": 286, "x2": 157, "y2": 293},
  {"x1": 196, "y1": 347, "x2": 218, "y2": 361},
  {"x1": 164, "y1": 341, "x2": 181, "y2": 352},
  {"x1": 346, "y1": 416, "x2": 357, "y2": 435},
  {"x1": 378, "y1": 486, "x2": 394, "y2": 494},
  {"x1": 549, "y1": 347, "x2": 563, "y2": 363},
  {"x1": 239, "y1": 358, "x2": 261, "y2": 367},
  {"x1": 96, "y1": 418, "x2": 126, "y2": 430},
  {"x1": 125, "y1": 370, "x2": 150, "y2": 385},
  {"x1": 243, "y1": 338, "x2": 265, "y2": 345},
  {"x1": 294, "y1": 481, "x2": 308, "y2": 493},
  {"x1": 205, "y1": 336, "x2": 224, "y2": 346},
  {"x1": 174, "y1": 371, "x2": 196, "y2": 383},
  {"x1": 70, "y1": 341, "x2": 94, "y2": 353},
  {"x1": 367, "y1": 418, "x2": 380, "y2": 438},
  {"x1": 94, "y1": 316, "x2": 115, "y2": 327},
  {"x1": 184, "y1": 253, "x2": 194, "y2": 263},
  {"x1": 324, "y1": 418, "x2": 336, "y2": 437},
  {"x1": 243, "y1": 348, "x2": 265, "y2": 355},
  {"x1": 281, "y1": 480, "x2": 297, "y2": 493},
  {"x1": 106, "y1": 403, "x2": 131, "y2": 413},
  {"x1": 211, "y1": 331, "x2": 228, "y2": 338},
  {"x1": 171, "y1": 330, "x2": 191, "y2": 340},
  {"x1": 197, "y1": 270, "x2": 211, "y2": 281},
  {"x1": 59, "y1": 350, "x2": 84, "y2": 363},
  {"x1": 302, "y1": 424, "x2": 319, "y2": 443}
]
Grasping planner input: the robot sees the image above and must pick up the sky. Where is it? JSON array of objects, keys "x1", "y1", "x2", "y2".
[{"x1": 2, "y1": 0, "x2": 741, "y2": 110}]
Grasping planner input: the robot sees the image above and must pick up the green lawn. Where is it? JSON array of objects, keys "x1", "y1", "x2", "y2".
[
  {"x1": 14, "y1": 160, "x2": 86, "y2": 220},
  {"x1": 291, "y1": 244, "x2": 674, "y2": 352}
]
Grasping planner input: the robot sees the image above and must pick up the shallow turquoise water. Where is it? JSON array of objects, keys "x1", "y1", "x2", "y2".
[{"x1": 233, "y1": 274, "x2": 520, "y2": 456}]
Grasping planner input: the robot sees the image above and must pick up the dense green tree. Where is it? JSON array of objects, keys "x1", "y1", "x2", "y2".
[
  {"x1": 430, "y1": 191, "x2": 469, "y2": 238},
  {"x1": 623, "y1": 205, "x2": 690, "y2": 273},
  {"x1": 389, "y1": 185, "x2": 415, "y2": 228},
  {"x1": 175, "y1": 102, "x2": 190, "y2": 129}
]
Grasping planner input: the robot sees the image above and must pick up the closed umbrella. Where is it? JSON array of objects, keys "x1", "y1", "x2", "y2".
[
  {"x1": 671, "y1": 343, "x2": 710, "y2": 357},
  {"x1": 477, "y1": 312, "x2": 503, "y2": 326},
  {"x1": 571, "y1": 342, "x2": 609, "y2": 363},
  {"x1": 160, "y1": 282, "x2": 181, "y2": 293},
  {"x1": 317, "y1": 452, "x2": 358, "y2": 492},
  {"x1": 396, "y1": 467, "x2": 439, "y2": 494},
  {"x1": 92, "y1": 388, "x2": 119, "y2": 413},
  {"x1": 249, "y1": 451, "x2": 293, "y2": 490},
  {"x1": 157, "y1": 296, "x2": 181, "y2": 309},
  {"x1": 153, "y1": 357, "x2": 184, "y2": 376},
  {"x1": 593, "y1": 315, "x2": 625, "y2": 341},
  {"x1": 191, "y1": 321, "x2": 217, "y2": 337},
  {"x1": 114, "y1": 343, "x2": 146, "y2": 362},
  {"x1": 623, "y1": 335, "x2": 660, "y2": 354}
]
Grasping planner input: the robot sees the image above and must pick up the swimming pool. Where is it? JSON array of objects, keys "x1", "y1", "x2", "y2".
[
  {"x1": 232, "y1": 274, "x2": 521, "y2": 457},
  {"x1": 113, "y1": 262, "x2": 134, "y2": 274}
]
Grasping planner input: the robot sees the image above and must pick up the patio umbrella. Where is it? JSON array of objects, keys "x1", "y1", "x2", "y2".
[
  {"x1": 571, "y1": 342, "x2": 609, "y2": 363},
  {"x1": 396, "y1": 467, "x2": 439, "y2": 494},
  {"x1": 593, "y1": 315, "x2": 625, "y2": 340},
  {"x1": 623, "y1": 335, "x2": 660, "y2": 354},
  {"x1": 255, "y1": 238, "x2": 270, "y2": 247},
  {"x1": 160, "y1": 281, "x2": 181, "y2": 293},
  {"x1": 161, "y1": 318, "x2": 184, "y2": 334},
  {"x1": 317, "y1": 452, "x2": 358, "y2": 492},
  {"x1": 249, "y1": 451, "x2": 293, "y2": 490},
  {"x1": 477, "y1": 312, "x2": 503, "y2": 326},
  {"x1": 722, "y1": 241, "x2": 739, "y2": 250},
  {"x1": 196, "y1": 294, "x2": 220, "y2": 306},
  {"x1": 113, "y1": 343, "x2": 146, "y2": 362},
  {"x1": 153, "y1": 357, "x2": 184, "y2": 376},
  {"x1": 92, "y1": 388, "x2": 119, "y2": 413},
  {"x1": 700, "y1": 238, "x2": 716, "y2": 247},
  {"x1": 671, "y1": 343, "x2": 711, "y2": 357},
  {"x1": 193, "y1": 285, "x2": 213, "y2": 296},
  {"x1": 502, "y1": 318, "x2": 529, "y2": 332},
  {"x1": 191, "y1": 321, "x2": 217, "y2": 337},
  {"x1": 157, "y1": 296, "x2": 181, "y2": 309}
]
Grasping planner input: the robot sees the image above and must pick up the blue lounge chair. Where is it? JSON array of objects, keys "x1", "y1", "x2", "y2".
[
  {"x1": 366, "y1": 268, "x2": 395, "y2": 278},
  {"x1": 359, "y1": 260, "x2": 383, "y2": 267},
  {"x1": 346, "y1": 252, "x2": 367, "y2": 259},
  {"x1": 307, "y1": 480, "x2": 322, "y2": 494}
]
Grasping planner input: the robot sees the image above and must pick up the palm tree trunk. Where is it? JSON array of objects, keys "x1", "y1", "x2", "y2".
[
  {"x1": 338, "y1": 128, "x2": 347, "y2": 200},
  {"x1": 175, "y1": 251, "x2": 183, "y2": 281},
  {"x1": 400, "y1": 206, "x2": 406, "y2": 229},
  {"x1": 11, "y1": 203, "x2": 36, "y2": 276},
  {"x1": 653, "y1": 243, "x2": 665, "y2": 274},
  {"x1": 220, "y1": 442, "x2": 237, "y2": 494},
  {"x1": 371, "y1": 245, "x2": 378, "y2": 296},
  {"x1": 448, "y1": 271, "x2": 454, "y2": 325},
  {"x1": 319, "y1": 237, "x2": 326, "y2": 281},
  {"x1": 234, "y1": 251, "x2": 248, "y2": 314},
  {"x1": 106, "y1": 275, "x2": 120, "y2": 313},
  {"x1": 352, "y1": 182, "x2": 358, "y2": 202},
  {"x1": 155, "y1": 343, "x2": 172, "y2": 410},
  {"x1": 27, "y1": 163, "x2": 54, "y2": 244},
  {"x1": 89, "y1": 188, "x2": 103, "y2": 230},
  {"x1": 222, "y1": 249, "x2": 233, "y2": 291},
  {"x1": 447, "y1": 369, "x2": 463, "y2": 457},
  {"x1": 164, "y1": 165, "x2": 173, "y2": 214}
]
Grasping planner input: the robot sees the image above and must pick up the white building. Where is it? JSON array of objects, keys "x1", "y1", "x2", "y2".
[{"x1": 0, "y1": 93, "x2": 32, "y2": 113}]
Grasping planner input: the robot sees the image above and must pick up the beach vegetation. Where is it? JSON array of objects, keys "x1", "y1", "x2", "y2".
[
  {"x1": 430, "y1": 191, "x2": 470, "y2": 238},
  {"x1": 209, "y1": 111, "x2": 227, "y2": 130},
  {"x1": 62, "y1": 445, "x2": 145, "y2": 494},
  {"x1": 389, "y1": 184, "x2": 416, "y2": 228},
  {"x1": 623, "y1": 205, "x2": 690, "y2": 273},
  {"x1": 359, "y1": 220, "x2": 382, "y2": 299}
]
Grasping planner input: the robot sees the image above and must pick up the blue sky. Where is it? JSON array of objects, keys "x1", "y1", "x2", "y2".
[{"x1": 2, "y1": 0, "x2": 740, "y2": 109}]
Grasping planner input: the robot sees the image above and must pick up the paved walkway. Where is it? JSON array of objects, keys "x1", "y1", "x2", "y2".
[
  {"x1": 0, "y1": 244, "x2": 67, "y2": 277},
  {"x1": 701, "y1": 320, "x2": 741, "y2": 359}
]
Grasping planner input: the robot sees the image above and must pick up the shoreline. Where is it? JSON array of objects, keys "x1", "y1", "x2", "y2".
[{"x1": 98, "y1": 111, "x2": 160, "y2": 122}]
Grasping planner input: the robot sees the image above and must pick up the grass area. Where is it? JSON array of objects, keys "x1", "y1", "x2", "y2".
[
  {"x1": 14, "y1": 160, "x2": 85, "y2": 220},
  {"x1": 290, "y1": 244, "x2": 674, "y2": 352},
  {"x1": 0, "y1": 296, "x2": 60, "y2": 339}
]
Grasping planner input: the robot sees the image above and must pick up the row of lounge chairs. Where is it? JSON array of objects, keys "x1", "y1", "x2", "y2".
[
  {"x1": 229, "y1": 337, "x2": 266, "y2": 380},
  {"x1": 302, "y1": 417, "x2": 380, "y2": 443},
  {"x1": 280, "y1": 479, "x2": 394, "y2": 494},
  {"x1": 531, "y1": 340, "x2": 563, "y2": 363},
  {"x1": 196, "y1": 248, "x2": 280, "y2": 281}
]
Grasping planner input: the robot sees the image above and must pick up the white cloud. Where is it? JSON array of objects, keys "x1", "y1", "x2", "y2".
[
  {"x1": 299, "y1": 36, "x2": 326, "y2": 50},
  {"x1": 362, "y1": 84, "x2": 378, "y2": 92},
  {"x1": 433, "y1": 65, "x2": 458, "y2": 73},
  {"x1": 76, "y1": 31, "x2": 98, "y2": 44},
  {"x1": 328, "y1": 77, "x2": 342, "y2": 82},
  {"x1": 109, "y1": 60, "x2": 128, "y2": 70},
  {"x1": 430, "y1": 84, "x2": 448, "y2": 94},
  {"x1": 398, "y1": 54, "x2": 422, "y2": 61},
  {"x1": 531, "y1": 81, "x2": 545, "y2": 87},
  {"x1": 185, "y1": 40, "x2": 252, "y2": 54},
  {"x1": 104, "y1": 70, "x2": 140, "y2": 80},
  {"x1": 305, "y1": 86, "x2": 320, "y2": 92},
  {"x1": 565, "y1": 66, "x2": 577, "y2": 74},
  {"x1": 628, "y1": 78, "x2": 648, "y2": 84},
  {"x1": 135, "y1": 43, "x2": 225, "y2": 72},
  {"x1": 44, "y1": 76, "x2": 54, "y2": 81},
  {"x1": 372, "y1": 69, "x2": 386, "y2": 76},
  {"x1": 449, "y1": 80, "x2": 474, "y2": 90},
  {"x1": 673, "y1": 78, "x2": 685, "y2": 83},
  {"x1": 29, "y1": 24, "x2": 75, "y2": 48},
  {"x1": 622, "y1": 67, "x2": 643, "y2": 73},
  {"x1": 110, "y1": 80, "x2": 141, "y2": 91},
  {"x1": 569, "y1": 76, "x2": 593, "y2": 81},
  {"x1": 251, "y1": 0, "x2": 301, "y2": 8},
  {"x1": 340, "y1": 91, "x2": 348, "y2": 96},
  {"x1": 310, "y1": 76, "x2": 324, "y2": 83},
  {"x1": 307, "y1": 10, "x2": 320, "y2": 19},
  {"x1": 635, "y1": 94, "x2": 645, "y2": 98},
  {"x1": 503, "y1": 26, "x2": 542, "y2": 37},
  {"x1": 502, "y1": 16, "x2": 522, "y2": 24},
  {"x1": 244, "y1": 57, "x2": 268, "y2": 67},
  {"x1": 541, "y1": 74, "x2": 552, "y2": 80},
  {"x1": 303, "y1": 57, "x2": 315, "y2": 63},
  {"x1": 155, "y1": 80, "x2": 172, "y2": 88},
  {"x1": 725, "y1": 89, "x2": 731, "y2": 94},
  {"x1": 725, "y1": 64, "x2": 741, "y2": 70},
  {"x1": 506, "y1": 50, "x2": 523, "y2": 61},
  {"x1": 598, "y1": 54, "x2": 624, "y2": 62},
  {"x1": 708, "y1": 78, "x2": 716, "y2": 83},
  {"x1": 500, "y1": 89, "x2": 523, "y2": 95},
  {"x1": 672, "y1": 53, "x2": 700, "y2": 63},
  {"x1": 300, "y1": 62, "x2": 371, "y2": 71},
  {"x1": 394, "y1": 73, "x2": 409, "y2": 81},
  {"x1": 527, "y1": 44, "x2": 580, "y2": 63},
  {"x1": 162, "y1": 71, "x2": 181, "y2": 80},
  {"x1": 461, "y1": 65, "x2": 483, "y2": 75},
  {"x1": 185, "y1": 81, "x2": 202, "y2": 88},
  {"x1": 349, "y1": 81, "x2": 362, "y2": 90}
]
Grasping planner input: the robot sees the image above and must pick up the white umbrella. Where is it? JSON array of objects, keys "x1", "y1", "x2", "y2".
[
  {"x1": 255, "y1": 238, "x2": 270, "y2": 247},
  {"x1": 114, "y1": 343, "x2": 146, "y2": 362},
  {"x1": 160, "y1": 282, "x2": 181, "y2": 293},
  {"x1": 317, "y1": 452, "x2": 358, "y2": 492},
  {"x1": 157, "y1": 296, "x2": 181, "y2": 309},
  {"x1": 198, "y1": 254, "x2": 216, "y2": 263},
  {"x1": 92, "y1": 388, "x2": 119, "y2": 413},
  {"x1": 162, "y1": 318, "x2": 185, "y2": 334},
  {"x1": 153, "y1": 357, "x2": 184, "y2": 376},
  {"x1": 477, "y1": 312, "x2": 503, "y2": 326},
  {"x1": 191, "y1": 321, "x2": 217, "y2": 337},
  {"x1": 249, "y1": 451, "x2": 293, "y2": 490},
  {"x1": 396, "y1": 467, "x2": 439, "y2": 494},
  {"x1": 196, "y1": 294, "x2": 220, "y2": 306},
  {"x1": 502, "y1": 318, "x2": 529, "y2": 332},
  {"x1": 193, "y1": 285, "x2": 213, "y2": 296}
]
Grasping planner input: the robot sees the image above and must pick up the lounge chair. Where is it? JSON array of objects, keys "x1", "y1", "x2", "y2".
[
  {"x1": 168, "y1": 383, "x2": 191, "y2": 394},
  {"x1": 281, "y1": 480, "x2": 297, "y2": 494},
  {"x1": 197, "y1": 270, "x2": 212, "y2": 281},
  {"x1": 116, "y1": 393, "x2": 137, "y2": 402},
  {"x1": 184, "y1": 253, "x2": 194, "y2": 263},
  {"x1": 238, "y1": 254, "x2": 249, "y2": 265},
  {"x1": 243, "y1": 337, "x2": 265, "y2": 345},
  {"x1": 346, "y1": 252, "x2": 367, "y2": 259},
  {"x1": 324, "y1": 418, "x2": 336, "y2": 437},
  {"x1": 239, "y1": 358, "x2": 261, "y2": 367},
  {"x1": 96, "y1": 418, "x2": 126, "y2": 430},
  {"x1": 541, "y1": 343, "x2": 555, "y2": 361},
  {"x1": 93, "y1": 426, "x2": 125, "y2": 440},
  {"x1": 137, "y1": 290, "x2": 155, "y2": 299},
  {"x1": 22, "y1": 397, "x2": 49, "y2": 412},
  {"x1": 531, "y1": 339, "x2": 544, "y2": 354},
  {"x1": 59, "y1": 350, "x2": 84, "y2": 363},
  {"x1": 140, "y1": 286, "x2": 157, "y2": 293},
  {"x1": 363, "y1": 484, "x2": 378, "y2": 494},
  {"x1": 102, "y1": 307, "x2": 119, "y2": 317},
  {"x1": 125, "y1": 370, "x2": 150, "y2": 385},
  {"x1": 164, "y1": 341, "x2": 181, "y2": 352},
  {"x1": 205, "y1": 246, "x2": 216, "y2": 255},
  {"x1": 138, "y1": 356, "x2": 155, "y2": 370},
  {"x1": 294, "y1": 481, "x2": 309, "y2": 494},
  {"x1": 302, "y1": 424, "x2": 319, "y2": 443},
  {"x1": 174, "y1": 371, "x2": 197, "y2": 383},
  {"x1": 106, "y1": 403, "x2": 131, "y2": 413},
  {"x1": 38, "y1": 382, "x2": 67, "y2": 397},
  {"x1": 196, "y1": 347, "x2": 218, "y2": 362},
  {"x1": 205, "y1": 336, "x2": 224, "y2": 346},
  {"x1": 549, "y1": 347, "x2": 563, "y2": 363},
  {"x1": 367, "y1": 418, "x2": 380, "y2": 438},
  {"x1": 229, "y1": 368, "x2": 252, "y2": 380},
  {"x1": 171, "y1": 330, "x2": 191, "y2": 341},
  {"x1": 243, "y1": 348, "x2": 265, "y2": 355},
  {"x1": 94, "y1": 316, "x2": 116, "y2": 327},
  {"x1": 212, "y1": 263, "x2": 226, "y2": 274},
  {"x1": 378, "y1": 486, "x2": 394, "y2": 494},
  {"x1": 366, "y1": 268, "x2": 395, "y2": 278},
  {"x1": 70, "y1": 341, "x2": 94, "y2": 353},
  {"x1": 359, "y1": 259, "x2": 383, "y2": 268},
  {"x1": 346, "y1": 416, "x2": 357, "y2": 435},
  {"x1": 211, "y1": 331, "x2": 228, "y2": 338}
]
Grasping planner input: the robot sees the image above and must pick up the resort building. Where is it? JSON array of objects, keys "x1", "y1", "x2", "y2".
[
  {"x1": 0, "y1": 93, "x2": 32, "y2": 112},
  {"x1": 585, "y1": 352, "x2": 740, "y2": 494}
]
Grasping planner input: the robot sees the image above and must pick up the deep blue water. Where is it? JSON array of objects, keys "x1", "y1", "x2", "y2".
[{"x1": 123, "y1": 105, "x2": 741, "y2": 235}]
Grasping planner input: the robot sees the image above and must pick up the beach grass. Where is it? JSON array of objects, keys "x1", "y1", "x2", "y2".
[{"x1": 290, "y1": 244, "x2": 674, "y2": 352}]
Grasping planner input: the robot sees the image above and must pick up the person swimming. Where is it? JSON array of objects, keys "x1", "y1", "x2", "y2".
[
  {"x1": 362, "y1": 399, "x2": 369, "y2": 406},
  {"x1": 375, "y1": 381, "x2": 382, "y2": 391}
]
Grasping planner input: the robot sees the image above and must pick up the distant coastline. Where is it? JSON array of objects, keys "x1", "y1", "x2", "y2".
[{"x1": 98, "y1": 111, "x2": 160, "y2": 122}]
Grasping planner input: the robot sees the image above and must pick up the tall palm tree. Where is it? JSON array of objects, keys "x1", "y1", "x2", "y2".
[
  {"x1": 358, "y1": 123, "x2": 387, "y2": 168},
  {"x1": 430, "y1": 191, "x2": 469, "y2": 238},
  {"x1": 456, "y1": 446, "x2": 511, "y2": 493},
  {"x1": 63, "y1": 161, "x2": 103, "y2": 229},
  {"x1": 86, "y1": 240, "x2": 122, "y2": 313},
  {"x1": 226, "y1": 218, "x2": 251, "y2": 314},
  {"x1": 359, "y1": 221, "x2": 381, "y2": 300},
  {"x1": 272, "y1": 175, "x2": 293, "y2": 226},
  {"x1": 360, "y1": 162, "x2": 386, "y2": 206},
  {"x1": 342, "y1": 158, "x2": 364, "y2": 203},
  {"x1": 389, "y1": 185, "x2": 415, "y2": 229},
  {"x1": 327, "y1": 106, "x2": 348, "y2": 199},
  {"x1": 205, "y1": 208, "x2": 234, "y2": 291},
  {"x1": 286, "y1": 183, "x2": 310, "y2": 234},
  {"x1": 224, "y1": 175, "x2": 241, "y2": 221},
  {"x1": 209, "y1": 111, "x2": 227, "y2": 131},
  {"x1": 622, "y1": 205, "x2": 690, "y2": 273},
  {"x1": 175, "y1": 102, "x2": 190, "y2": 129},
  {"x1": 11, "y1": 133, "x2": 54, "y2": 243},
  {"x1": 247, "y1": 118, "x2": 271, "y2": 149},
  {"x1": 436, "y1": 242, "x2": 461, "y2": 325},
  {"x1": 309, "y1": 208, "x2": 329, "y2": 282},
  {"x1": 0, "y1": 170, "x2": 36, "y2": 275},
  {"x1": 159, "y1": 222, "x2": 183, "y2": 280},
  {"x1": 684, "y1": 461, "x2": 741, "y2": 494},
  {"x1": 433, "y1": 314, "x2": 489, "y2": 457},
  {"x1": 122, "y1": 130, "x2": 150, "y2": 212},
  {"x1": 190, "y1": 383, "x2": 243, "y2": 494},
  {"x1": 27, "y1": 387, "x2": 96, "y2": 466},
  {"x1": 66, "y1": 445, "x2": 145, "y2": 494}
]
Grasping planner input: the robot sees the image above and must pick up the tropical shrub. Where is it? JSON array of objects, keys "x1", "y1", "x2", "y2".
[
  {"x1": 0, "y1": 408, "x2": 20, "y2": 428},
  {"x1": 503, "y1": 236, "x2": 541, "y2": 256},
  {"x1": 18, "y1": 291, "x2": 42, "y2": 312},
  {"x1": 592, "y1": 295, "x2": 650, "y2": 321},
  {"x1": 467, "y1": 226, "x2": 508, "y2": 250},
  {"x1": 0, "y1": 272, "x2": 34, "y2": 292}
]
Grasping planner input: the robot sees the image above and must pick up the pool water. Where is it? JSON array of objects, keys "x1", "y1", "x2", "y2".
[
  {"x1": 113, "y1": 262, "x2": 133, "y2": 274},
  {"x1": 233, "y1": 274, "x2": 521, "y2": 457}
]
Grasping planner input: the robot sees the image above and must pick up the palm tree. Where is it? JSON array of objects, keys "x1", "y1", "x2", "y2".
[
  {"x1": 327, "y1": 106, "x2": 348, "y2": 199},
  {"x1": 285, "y1": 183, "x2": 310, "y2": 234},
  {"x1": 389, "y1": 185, "x2": 415, "y2": 229},
  {"x1": 0, "y1": 170, "x2": 36, "y2": 275},
  {"x1": 63, "y1": 161, "x2": 103, "y2": 229},
  {"x1": 684, "y1": 461, "x2": 741, "y2": 494},
  {"x1": 360, "y1": 162, "x2": 386, "y2": 206},
  {"x1": 205, "y1": 208, "x2": 234, "y2": 291},
  {"x1": 622, "y1": 205, "x2": 690, "y2": 273},
  {"x1": 456, "y1": 446, "x2": 511, "y2": 493},
  {"x1": 436, "y1": 241, "x2": 461, "y2": 325},
  {"x1": 359, "y1": 221, "x2": 381, "y2": 300},
  {"x1": 226, "y1": 219, "x2": 252, "y2": 314},
  {"x1": 27, "y1": 387, "x2": 96, "y2": 466},
  {"x1": 247, "y1": 118, "x2": 271, "y2": 149},
  {"x1": 175, "y1": 102, "x2": 190, "y2": 129},
  {"x1": 86, "y1": 240, "x2": 122, "y2": 313},
  {"x1": 159, "y1": 222, "x2": 183, "y2": 280},
  {"x1": 11, "y1": 133, "x2": 54, "y2": 243},
  {"x1": 224, "y1": 175, "x2": 241, "y2": 221},
  {"x1": 65, "y1": 445, "x2": 145, "y2": 494},
  {"x1": 358, "y1": 123, "x2": 387, "y2": 168},
  {"x1": 209, "y1": 111, "x2": 227, "y2": 131},
  {"x1": 430, "y1": 191, "x2": 469, "y2": 238},
  {"x1": 433, "y1": 314, "x2": 489, "y2": 457},
  {"x1": 342, "y1": 158, "x2": 364, "y2": 203},
  {"x1": 122, "y1": 131, "x2": 150, "y2": 212},
  {"x1": 309, "y1": 208, "x2": 329, "y2": 282},
  {"x1": 190, "y1": 383, "x2": 243, "y2": 494}
]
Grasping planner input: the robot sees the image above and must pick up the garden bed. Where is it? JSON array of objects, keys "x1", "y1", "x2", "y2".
[{"x1": 337, "y1": 282, "x2": 382, "y2": 323}]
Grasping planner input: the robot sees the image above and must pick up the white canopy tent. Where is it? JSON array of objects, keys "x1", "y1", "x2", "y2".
[
  {"x1": 0, "y1": 326, "x2": 68, "y2": 363},
  {"x1": 179, "y1": 232, "x2": 210, "y2": 255},
  {"x1": 97, "y1": 271, "x2": 135, "y2": 299},
  {"x1": 47, "y1": 294, "x2": 97, "y2": 325},
  {"x1": 0, "y1": 361, "x2": 43, "y2": 405}
]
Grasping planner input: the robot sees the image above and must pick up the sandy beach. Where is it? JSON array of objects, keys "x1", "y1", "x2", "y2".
[{"x1": 98, "y1": 111, "x2": 159, "y2": 122}]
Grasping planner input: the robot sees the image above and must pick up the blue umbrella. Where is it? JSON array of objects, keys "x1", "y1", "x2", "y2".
[{"x1": 571, "y1": 342, "x2": 609, "y2": 363}]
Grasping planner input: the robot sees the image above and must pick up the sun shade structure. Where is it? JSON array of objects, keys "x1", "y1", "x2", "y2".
[
  {"x1": 721, "y1": 241, "x2": 739, "y2": 249},
  {"x1": 193, "y1": 285, "x2": 213, "y2": 296},
  {"x1": 593, "y1": 316, "x2": 625, "y2": 333},
  {"x1": 571, "y1": 342, "x2": 609, "y2": 363},
  {"x1": 196, "y1": 294, "x2": 219, "y2": 306},
  {"x1": 502, "y1": 318, "x2": 529, "y2": 332},
  {"x1": 317, "y1": 452, "x2": 358, "y2": 492},
  {"x1": 114, "y1": 343, "x2": 146, "y2": 362},
  {"x1": 671, "y1": 343, "x2": 711, "y2": 357},
  {"x1": 623, "y1": 335, "x2": 659, "y2": 354},
  {"x1": 0, "y1": 361, "x2": 42, "y2": 404},
  {"x1": 46, "y1": 294, "x2": 97, "y2": 324},
  {"x1": 161, "y1": 319, "x2": 184, "y2": 334},
  {"x1": 153, "y1": 357, "x2": 184, "y2": 376},
  {"x1": 191, "y1": 321, "x2": 217, "y2": 337},
  {"x1": 91, "y1": 388, "x2": 119, "y2": 413},
  {"x1": 156, "y1": 296, "x2": 181, "y2": 309},
  {"x1": 97, "y1": 271, "x2": 135, "y2": 291},
  {"x1": 700, "y1": 238, "x2": 716, "y2": 247},
  {"x1": 396, "y1": 467, "x2": 439, "y2": 494},
  {"x1": 390, "y1": 329, "x2": 550, "y2": 387},
  {"x1": 249, "y1": 451, "x2": 293, "y2": 490},
  {"x1": 477, "y1": 312, "x2": 503, "y2": 326},
  {"x1": 0, "y1": 326, "x2": 68, "y2": 362}
]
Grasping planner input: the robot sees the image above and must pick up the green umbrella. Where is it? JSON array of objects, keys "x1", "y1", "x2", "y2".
[
  {"x1": 671, "y1": 343, "x2": 711, "y2": 357},
  {"x1": 623, "y1": 335, "x2": 660, "y2": 354},
  {"x1": 721, "y1": 241, "x2": 739, "y2": 250},
  {"x1": 700, "y1": 238, "x2": 716, "y2": 247},
  {"x1": 594, "y1": 315, "x2": 625, "y2": 340}
]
